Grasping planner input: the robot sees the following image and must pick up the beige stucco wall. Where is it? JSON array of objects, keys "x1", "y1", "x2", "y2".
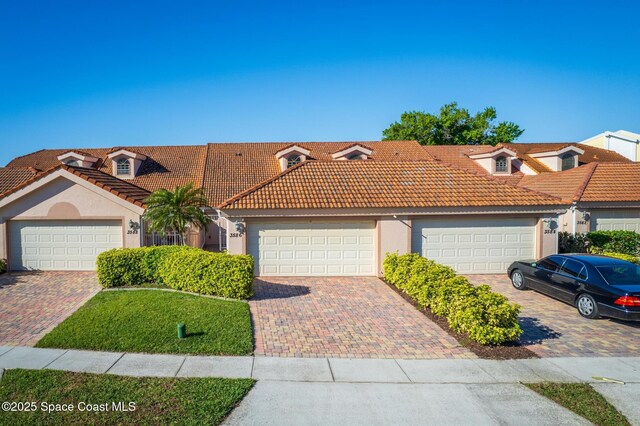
[
  {"x1": 0, "y1": 175, "x2": 143, "y2": 261},
  {"x1": 377, "y1": 216, "x2": 411, "y2": 275},
  {"x1": 536, "y1": 215, "x2": 560, "y2": 258}
]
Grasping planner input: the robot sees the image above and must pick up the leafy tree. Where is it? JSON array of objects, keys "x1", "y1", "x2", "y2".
[
  {"x1": 382, "y1": 102, "x2": 523, "y2": 146},
  {"x1": 143, "y1": 183, "x2": 212, "y2": 245}
]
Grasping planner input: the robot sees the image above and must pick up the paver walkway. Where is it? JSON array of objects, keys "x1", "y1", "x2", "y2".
[
  {"x1": 251, "y1": 277, "x2": 473, "y2": 359},
  {"x1": 467, "y1": 274, "x2": 640, "y2": 357},
  {"x1": 0, "y1": 272, "x2": 100, "y2": 346}
]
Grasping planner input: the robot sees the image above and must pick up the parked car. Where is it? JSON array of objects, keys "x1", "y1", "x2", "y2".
[{"x1": 507, "y1": 254, "x2": 640, "y2": 321}]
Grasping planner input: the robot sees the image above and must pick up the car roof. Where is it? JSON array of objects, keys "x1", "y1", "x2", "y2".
[{"x1": 553, "y1": 253, "x2": 635, "y2": 266}]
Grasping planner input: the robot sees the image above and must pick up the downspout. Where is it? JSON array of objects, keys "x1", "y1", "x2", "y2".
[{"x1": 571, "y1": 203, "x2": 577, "y2": 234}]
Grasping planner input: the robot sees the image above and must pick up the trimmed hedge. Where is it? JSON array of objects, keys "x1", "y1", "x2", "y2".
[
  {"x1": 602, "y1": 252, "x2": 640, "y2": 265},
  {"x1": 96, "y1": 246, "x2": 254, "y2": 300},
  {"x1": 97, "y1": 246, "x2": 196, "y2": 287},
  {"x1": 587, "y1": 230, "x2": 640, "y2": 256},
  {"x1": 383, "y1": 253, "x2": 522, "y2": 345},
  {"x1": 158, "y1": 250, "x2": 254, "y2": 300}
]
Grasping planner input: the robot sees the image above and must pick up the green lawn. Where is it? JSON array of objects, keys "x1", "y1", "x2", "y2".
[
  {"x1": 36, "y1": 290, "x2": 253, "y2": 355},
  {"x1": 526, "y1": 383, "x2": 630, "y2": 426},
  {"x1": 0, "y1": 369, "x2": 254, "y2": 425}
]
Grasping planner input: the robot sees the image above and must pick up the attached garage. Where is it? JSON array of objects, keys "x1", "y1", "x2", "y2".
[
  {"x1": 247, "y1": 220, "x2": 375, "y2": 276},
  {"x1": 590, "y1": 210, "x2": 640, "y2": 232},
  {"x1": 8, "y1": 220, "x2": 123, "y2": 271},
  {"x1": 412, "y1": 217, "x2": 536, "y2": 273}
]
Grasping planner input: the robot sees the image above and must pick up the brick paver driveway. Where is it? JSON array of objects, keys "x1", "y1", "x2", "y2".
[
  {"x1": 467, "y1": 274, "x2": 640, "y2": 358},
  {"x1": 0, "y1": 272, "x2": 100, "y2": 346},
  {"x1": 251, "y1": 277, "x2": 473, "y2": 359}
]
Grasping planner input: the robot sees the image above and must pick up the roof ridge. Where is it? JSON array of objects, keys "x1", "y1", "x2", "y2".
[
  {"x1": 573, "y1": 162, "x2": 599, "y2": 202},
  {"x1": 217, "y1": 160, "x2": 310, "y2": 208}
]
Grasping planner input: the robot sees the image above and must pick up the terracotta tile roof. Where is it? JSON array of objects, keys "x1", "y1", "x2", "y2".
[
  {"x1": 219, "y1": 161, "x2": 564, "y2": 210},
  {"x1": 6, "y1": 145, "x2": 208, "y2": 193},
  {"x1": 203, "y1": 140, "x2": 433, "y2": 205},
  {"x1": 0, "y1": 165, "x2": 151, "y2": 207},
  {"x1": 0, "y1": 167, "x2": 40, "y2": 194},
  {"x1": 518, "y1": 162, "x2": 640, "y2": 203},
  {"x1": 422, "y1": 142, "x2": 632, "y2": 177}
]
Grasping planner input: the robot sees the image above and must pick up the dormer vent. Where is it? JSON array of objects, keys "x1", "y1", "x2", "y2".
[{"x1": 107, "y1": 148, "x2": 147, "y2": 179}]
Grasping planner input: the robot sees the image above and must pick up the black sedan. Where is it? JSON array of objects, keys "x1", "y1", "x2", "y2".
[{"x1": 507, "y1": 254, "x2": 640, "y2": 321}]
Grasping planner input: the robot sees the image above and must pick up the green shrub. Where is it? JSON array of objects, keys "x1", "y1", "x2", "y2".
[
  {"x1": 447, "y1": 285, "x2": 522, "y2": 345},
  {"x1": 382, "y1": 252, "x2": 522, "y2": 345},
  {"x1": 602, "y1": 252, "x2": 640, "y2": 265},
  {"x1": 0, "y1": 258, "x2": 6, "y2": 274},
  {"x1": 96, "y1": 246, "x2": 195, "y2": 288},
  {"x1": 587, "y1": 230, "x2": 640, "y2": 256},
  {"x1": 430, "y1": 276, "x2": 476, "y2": 317},
  {"x1": 558, "y1": 232, "x2": 589, "y2": 253},
  {"x1": 158, "y1": 250, "x2": 254, "y2": 300}
]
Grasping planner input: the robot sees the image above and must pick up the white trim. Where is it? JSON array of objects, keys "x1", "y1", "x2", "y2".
[
  {"x1": 274, "y1": 145, "x2": 311, "y2": 158},
  {"x1": 468, "y1": 147, "x2": 517, "y2": 159},
  {"x1": 528, "y1": 145, "x2": 585, "y2": 158},
  {"x1": 0, "y1": 169, "x2": 146, "y2": 215},
  {"x1": 107, "y1": 149, "x2": 147, "y2": 160},
  {"x1": 56, "y1": 151, "x2": 99, "y2": 163},
  {"x1": 331, "y1": 144, "x2": 373, "y2": 159}
]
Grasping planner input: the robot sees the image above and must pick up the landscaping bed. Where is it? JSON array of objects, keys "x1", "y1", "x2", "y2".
[
  {"x1": 383, "y1": 253, "x2": 537, "y2": 360},
  {"x1": 384, "y1": 281, "x2": 536, "y2": 359},
  {"x1": 36, "y1": 290, "x2": 253, "y2": 356},
  {"x1": 0, "y1": 369, "x2": 254, "y2": 426}
]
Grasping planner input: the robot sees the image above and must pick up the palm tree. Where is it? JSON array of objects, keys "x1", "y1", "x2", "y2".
[{"x1": 143, "y1": 183, "x2": 212, "y2": 245}]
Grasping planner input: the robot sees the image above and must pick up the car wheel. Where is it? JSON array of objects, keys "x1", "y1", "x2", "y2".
[
  {"x1": 510, "y1": 270, "x2": 527, "y2": 290},
  {"x1": 576, "y1": 294, "x2": 600, "y2": 319}
]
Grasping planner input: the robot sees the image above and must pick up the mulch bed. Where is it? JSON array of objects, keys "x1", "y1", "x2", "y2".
[{"x1": 384, "y1": 281, "x2": 538, "y2": 360}]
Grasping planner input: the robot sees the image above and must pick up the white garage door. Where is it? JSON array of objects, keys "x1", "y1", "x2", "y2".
[
  {"x1": 590, "y1": 210, "x2": 640, "y2": 233},
  {"x1": 9, "y1": 220, "x2": 123, "y2": 271},
  {"x1": 247, "y1": 220, "x2": 375, "y2": 276},
  {"x1": 412, "y1": 217, "x2": 536, "y2": 274}
]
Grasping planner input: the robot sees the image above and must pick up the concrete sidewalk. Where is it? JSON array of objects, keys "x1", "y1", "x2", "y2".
[
  {"x1": 0, "y1": 345, "x2": 639, "y2": 384},
  {"x1": 1, "y1": 346, "x2": 639, "y2": 425}
]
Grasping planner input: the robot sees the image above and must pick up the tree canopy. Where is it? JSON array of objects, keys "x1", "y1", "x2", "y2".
[
  {"x1": 382, "y1": 102, "x2": 524, "y2": 146},
  {"x1": 143, "y1": 183, "x2": 211, "y2": 245}
]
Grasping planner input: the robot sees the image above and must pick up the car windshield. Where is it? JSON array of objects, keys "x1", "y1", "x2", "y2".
[{"x1": 596, "y1": 264, "x2": 640, "y2": 286}]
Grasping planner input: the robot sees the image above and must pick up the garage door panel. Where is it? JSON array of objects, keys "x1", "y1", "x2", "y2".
[
  {"x1": 412, "y1": 217, "x2": 536, "y2": 274},
  {"x1": 9, "y1": 220, "x2": 123, "y2": 271},
  {"x1": 248, "y1": 220, "x2": 375, "y2": 276},
  {"x1": 591, "y1": 210, "x2": 640, "y2": 233}
]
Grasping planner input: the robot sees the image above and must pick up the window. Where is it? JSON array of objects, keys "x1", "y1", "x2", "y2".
[
  {"x1": 116, "y1": 158, "x2": 131, "y2": 175},
  {"x1": 561, "y1": 154, "x2": 575, "y2": 171},
  {"x1": 537, "y1": 256, "x2": 564, "y2": 272},
  {"x1": 346, "y1": 153, "x2": 363, "y2": 160},
  {"x1": 495, "y1": 156, "x2": 508, "y2": 173},
  {"x1": 65, "y1": 159, "x2": 79, "y2": 167},
  {"x1": 286, "y1": 155, "x2": 301, "y2": 168},
  {"x1": 560, "y1": 259, "x2": 587, "y2": 279},
  {"x1": 597, "y1": 264, "x2": 640, "y2": 286}
]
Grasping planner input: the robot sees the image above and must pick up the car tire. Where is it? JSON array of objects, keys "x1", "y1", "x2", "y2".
[
  {"x1": 510, "y1": 270, "x2": 527, "y2": 290},
  {"x1": 576, "y1": 294, "x2": 600, "y2": 319}
]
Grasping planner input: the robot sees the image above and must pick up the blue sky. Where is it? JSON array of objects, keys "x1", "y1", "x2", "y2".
[{"x1": 1, "y1": 0, "x2": 639, "y2": 165}]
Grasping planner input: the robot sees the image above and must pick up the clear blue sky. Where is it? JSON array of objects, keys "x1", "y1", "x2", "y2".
[{"x1": 1, "y1": 0, "x2": 639, "y2": 165}]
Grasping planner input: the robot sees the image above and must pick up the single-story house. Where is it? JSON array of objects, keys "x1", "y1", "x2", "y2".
[
  {"x1": 1, "y1": 140, "x2": 623, "y2": 276},
  {"x1": 518, "y1": 162, "x2": 640, "y2": 234}
]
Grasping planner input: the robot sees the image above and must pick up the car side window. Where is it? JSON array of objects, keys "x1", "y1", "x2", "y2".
[
  {"x1": 560, "y1": 259, "x2": 587, "y2": 279},
  {"x1": 537, "y1": 256, "x2": 563, "y2": 272}
]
